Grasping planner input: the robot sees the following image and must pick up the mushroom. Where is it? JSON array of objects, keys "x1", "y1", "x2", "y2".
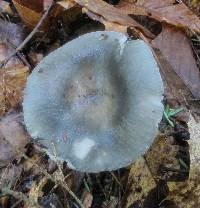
[{"x1": 23, "y1": 31, "x2": 163, "y2": 172}]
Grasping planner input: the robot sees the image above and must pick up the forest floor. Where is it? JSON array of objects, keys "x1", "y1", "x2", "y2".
[{"x1": 0, "y1": 0, "x2": 200, "y2": 208}]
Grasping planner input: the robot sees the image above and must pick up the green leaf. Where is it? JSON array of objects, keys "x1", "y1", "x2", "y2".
[{"x1": 164, "y1": 104, "x2": 184, "y2": 127}]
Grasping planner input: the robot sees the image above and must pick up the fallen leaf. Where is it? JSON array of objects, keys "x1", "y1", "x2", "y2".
[
  {"x1": 165, "y1": 115, "x2": 200, "y2": 207},
  {"x1": 150, "y1": 24, "x2": 200, "y2": 119},
  {"x1": 84, "y1": 9, "x2": 127, "y2": 33},
  {"x1": 145, "y1": 135, "x2": 180, "y2": 180},
  {"x1": 118, "y1": 0, "x2": 200, "y2": 33},
  {"x1": 0, "y1": 1, "x2": 13, "y2": 15},
  {"x1": 184, "y1": 0, "x2": 200, "y2": 15},
  {"x1": 0, "y1": 112, "x2": 30, "y2": 167},
  {"x1": 22, "y1": 148, "x2": 49, "y2": 176},
  {"x1": 151, "y1": 25, "x2": 200, "y2": 99},
  {"x1": 57, "y1": 0, "x2": 77, "y2": 9},
  {"x1": 122, "y1": 156, "x2": 157, "y2": 208},
  {"x1": 0, "y1": 195, "x2": 9, "y2": 208},
  {"x1": 0, "y1": 66, "x2": 29, "y2": 116},
  {"x1": 12, "y1": 0, "x2": 81, "y2": 31},
  {"x1": 0, "y1": 20, "x2": 24, "y2": 68},
  {"x1": 82, "y1": 191, "x2": 93, "y2": 208},
  {"x1": 27, "y1": 51, "x2": 44, "y2": 67},
  {"x1": 0, "y1": 20, "x2": 29, "y2": 114},
  {"x1": 123, "y1": 130, "x2": 190, "y2": 208},
  {"x1": 28, "y1": 177, "x2": 48, "y2": 208},
  {"x1": 53, "y1": 1, "x2": 82, "y2": 29},
  {"x1": 12, "y1": 0, "x2": 44, "y2": 31},
  {"x1": 0, "y1": 164, "x2": 22, "y2": 189},
  {"x1": 73, "y1": 0, "x2": 154, "y2": 39}
]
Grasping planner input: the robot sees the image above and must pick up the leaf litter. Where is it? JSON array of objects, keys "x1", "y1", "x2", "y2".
[{"x1": 0, "y1": 0, "x2": 200, "y2": 207}]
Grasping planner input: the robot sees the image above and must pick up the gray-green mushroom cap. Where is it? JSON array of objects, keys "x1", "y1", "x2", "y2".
[{"x1": 23, "y1": 31, "x2": 163, "y2": 172}]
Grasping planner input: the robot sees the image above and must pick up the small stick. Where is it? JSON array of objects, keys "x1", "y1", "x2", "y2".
[
  {"x1": 110, "y1": 172, "x2": 124, "y2": 193},
  {"x1": 0, "y1": 1, "x2": 54, "y2": 68},
  {"x1": 22, "y1": 154, "x2": 84, "y2": 208}
]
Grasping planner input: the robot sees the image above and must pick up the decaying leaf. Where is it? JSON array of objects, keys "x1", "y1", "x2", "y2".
[
  {"x1": 73, "y1": 0, "x2": 155, "y2": 39},
  {"x1": 0, "y1": 164, "x2": 22, "y2": 189},
  {"x1": 145, "y1": 135, "x2": 180, "y2": 179},
  {"x1": 151, "y1": 25, "x2": 200, "y2": 100},
  {"x1": 151, "y1": 26, "x2": 200, "y2": 119},
  {"x1": 57, "y1": 0, "x2": 77, "y2": 9},
  {"x1": 185, "y1": 0, "x2": 200, "y2": 14},
  {"x1": 82, "y1": 191, "x2": 93, "y2": 208},
  {"x1": 28, "y1": 177, "x2": 48, "y2": 208},
  {"x1": 12, "y1": 0, "x2": 81, "y2": 31},
  {"x1": 0, "y1": 112, "x2": 30, "y2": 167},
  {"x1": 52, "y1": 1, "x2": 82, "y2": 30},
  {"x1": 12, "y1": 0, "x2": 43, "y2": 30},
  {"x1": 0, "y1": 20, "x2": 29, "y2": 115},
  {"x1": 0, "y1": 1, "x2": 13, "y2": 16},
  {"x1": 69, "y1": 0, "x2": 200, "y2": 117},
  {"x1": 165, "y1": 115, "x2": 200, "y2": 207},
  {"x1": 0, "y1": 66, "x2": 29, "y2": 116},
  {"x1": 123, "y1": 156, "x2": 157, "y2": 208},
  {"x1": 123, "y1": 130, "x2": 190, "y2": 208},
  {"x1": 118, "y1": 0, "x2": 200, "y2": 33},
  {"x1": 0, "y1": 195, "x2": 9, "y2": 208},
  {"x1": 0, "y1": 20, "x2": 24, "y2": 68},
  {"x1": 152, "y1": 25, "x2": 200, "y2": 101}
]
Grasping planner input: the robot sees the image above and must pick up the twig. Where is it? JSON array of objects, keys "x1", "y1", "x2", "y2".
[
  {"x1": 0, "y1": 1, "x2": 54, "y2": 68},
  {"x1": 22, "y1": 154, "x2": 84, "y2": 208},
  {"x1": 6, "y1": 39, "x2": 32, "y2": 69},
  {"x1": 110, "y1": 172, "x2": 124, "y2": 193},
  {"x1": 95, "y1": 174, "x2": 109, "y2": 201}
]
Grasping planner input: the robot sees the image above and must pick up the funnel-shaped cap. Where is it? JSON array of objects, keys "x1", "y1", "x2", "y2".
[{"x1": 23, "y1": 31, "x2": 163, "y2": 172}]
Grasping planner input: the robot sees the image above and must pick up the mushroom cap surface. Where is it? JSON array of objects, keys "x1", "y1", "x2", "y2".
[{"x1": 23, "y1": 31, "x2": 163, "y2": 172}]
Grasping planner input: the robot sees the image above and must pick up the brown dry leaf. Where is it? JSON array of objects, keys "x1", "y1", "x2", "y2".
[
  {"x1": 123, "y1": 156, "x2": 157, "y2": 208},
  {"x1": 0, "y1": 66, "x2": 29, "y2": 116},
  {"x1": 22, "y1": 149, "x2": 49, "y2": 176},
  {"x1": 73, "y1": 0, "x2": 154, "y2": 39},
  {"x1": 0, "y1": 20, "x2": 29, "y2": 115},
  {"x1": 150, "y1": 24, "x2": 200, "y2": 119},
  {"x1": 186, "y1": 0, "x2": 200, "y2": 15},
  {"x1": 27, "y1": 177, "x2": 48, "y2": 208},
  {"x1": 0, "y1": 20, "x2": 24, "y2": 68},
  {"x1": 57, "y1": 0, "x2": 77, "y2": 9},
  {"x1": 12, "y1": 0, "x2": 44, "y2": 30},
  {"x1": 13, "y1": 0, "x2": 80, "y2": 31},
  {"x1": 151, "y1": 25, "x2": 200, "y2": 99},
  {"x1": 145, "y1": 135, "x2": 180, "y2": 179},
  {"x1": 118, "y1": 0, "x2": 200, "y2": 33},
  {"x1": 0, "y1": 195, "x2": 9, "y2": 208},
  {"x1": 123, "y1": 133, "x2": 189, "y2": 207},
  {"x1": 0, "y1": 164, "x2": 22, "y2": 189},
  {"x1": 0, "y1": 1, "x2": 13, "y2": 15},
  {"x1": 0, "y1": 113, "x2": 30, "y2": 167},
  {"x1": 53, "y1": 1, "x2": 81, "y2": 26},
  {"x1": 165, "y1": 115, "x2": 200, "y2": 207},
  {"x1": 82, "y1": 191, "x2": 93, "y2": 208}
]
